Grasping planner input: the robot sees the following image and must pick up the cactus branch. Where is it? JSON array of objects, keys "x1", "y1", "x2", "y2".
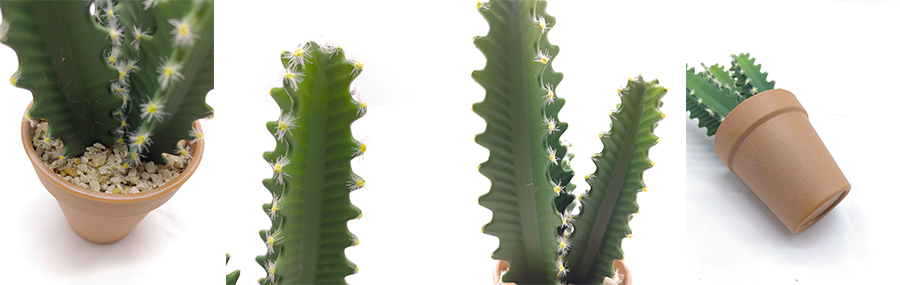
[
  {"x1": 473, "y1": 0, "x2": 563, "y2": 283},
  {"x1": 566, "y1": 76, "x2": 665, "y2": 284},
  {"x1": 258, "y1": 41, "x2": 363, "y2": 285}
]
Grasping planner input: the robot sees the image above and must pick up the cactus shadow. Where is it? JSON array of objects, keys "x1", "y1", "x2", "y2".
[{"x1": 24, "y1": 195, "x2": 167, "y2": 276}]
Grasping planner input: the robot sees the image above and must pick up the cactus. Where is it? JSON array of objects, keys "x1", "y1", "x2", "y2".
[
  {"x1": 686, "y1": 53, "x2": 775, "y2": 136},
  {"x1": 473, "y1": 0, "x2": 665, "y2": 284},
  {"x1": 226, "y1": 253, "x2": 240, "y2": 285},
  {"x1": 1, "y1": 0, "x2": 214, "y2": 166},
  {"x1": 257, "y1": 41, "x2": 365, "y2": 285}
]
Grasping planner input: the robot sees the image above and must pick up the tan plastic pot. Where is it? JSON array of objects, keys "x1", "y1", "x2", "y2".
[
  {"x1": 714, "y1": 89, "x2": 850, "y2": 234},
  {"x1": 22, "y1": 111, "x2": 205, "y2": 244},
  {"x1": 493, "y1": 260, "x2": 631, "y2": 285}
]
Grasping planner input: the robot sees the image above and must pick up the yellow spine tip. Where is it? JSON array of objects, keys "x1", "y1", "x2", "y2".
[
  {"x1": 650, "y1": 162, "x2": 655, "y2": 166},
  {"x1": 661, "y1": 113, "x2": 666, "y2": 118},
  {"x1": 642, "y1": 187, "x2": 648, "y2": 192}
]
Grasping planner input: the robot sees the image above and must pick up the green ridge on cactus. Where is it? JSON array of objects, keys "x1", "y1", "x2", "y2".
[
  {"x1": 0, "y1": 0, "x2": 214, "y2": 166},
  {"x1": 730, "y1": 53, "x2": 775, "y2": 98},
  {"x1": 116, "y1": 0, "x2": 215, "y2": 165},
  {"x1": 258, "y1": 41, "x2": 365, "y2": 285},
  {"x1": 566, "y1": 76, "x2": 665, "y2": 284},
  {"x1": 473, "y1": 0, "x2": 565, "y2": 283},
  {"x1": 0, "y1": 1, "x2": 121, "y2": 156},
  {"x1": 226, "y1": 253, "x2": 240, "y2": 285},
  {"x1": 686, "y1": 53, "x2": 775, "y2": 136}
]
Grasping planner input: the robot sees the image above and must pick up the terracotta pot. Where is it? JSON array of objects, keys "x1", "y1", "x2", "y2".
[
  {"x1": 493, "y1": 260, "x2": 631, "y2": 285},
  {"x1": 714, "y1": 89, "x2": 850, "y2": 234},
  {"x1": 22, "y1": 111, "x2": 205, "y2": 244}
]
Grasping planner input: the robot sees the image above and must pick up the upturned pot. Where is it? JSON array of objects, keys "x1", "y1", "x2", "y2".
[
  {"x1": 492, "y1": 260, "x2": 631, "y2": 285},
  {"x1": 714, "y1": 89, "x2": 850, "y2": 234},
  {"x1": 22, "y1": 111, "x2": 205, "y2": 244}
]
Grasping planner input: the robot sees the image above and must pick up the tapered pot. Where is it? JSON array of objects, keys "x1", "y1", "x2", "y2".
[
  {"x1": 22, "y1": 112, "x2": 205, "y2": 244},
  {"x1": 714, "y1": 89, "x2": 850, "y2": 234},
  {"x1": 493, "y1": 260, "x2": 631, "y2": 285}
]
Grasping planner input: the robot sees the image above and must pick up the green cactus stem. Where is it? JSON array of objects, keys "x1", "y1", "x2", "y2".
[
  {"x1": 473, "y1": 0, "x2": 570, "y2": 283},
  {"x1": 565, "y1": 76, "x2": 666, "y2": 284},
  {"x1": 257, "y1": 41, "x2": 365, "y2": 285},
  {"x1": 730, "y1": 53, "x2": 775, "y2": 98},
  {"x1": 226, "y1": 253, "x2": 240, "y2": 285},
  {"x1": 1, "y1": 1, "x2": 121, "y2": 157},
  {"x1": 686, "y1": 53, "x2": 775, "y2": 136},
  {"x1": 1, "y1": 0, "x2": 214, "y2": 166}
]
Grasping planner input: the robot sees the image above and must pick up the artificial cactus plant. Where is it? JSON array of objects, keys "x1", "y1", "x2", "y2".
[
  {"x1": 473, "y1": 0, "x2": 665, "y2": 284},
  {"x1": 686, "y1": 53, "x2": 774, "y2": 136},
  {"x1": 1, "y1": 0, "x2": 214, "y2": 166},
  {"x1": 256, "y1": 41, "x2": 366, "y2": 285}
]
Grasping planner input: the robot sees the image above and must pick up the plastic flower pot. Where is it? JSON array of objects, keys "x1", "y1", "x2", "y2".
[
  {"x1": 493, "y1": 260, "x2": 631, "y2": 285},
  {"x1": 22, "y1": 109, "x2": 205, "y2": 244},
  {"x1": 713, "y1": 89, "x2": 850, "y2": 234}
]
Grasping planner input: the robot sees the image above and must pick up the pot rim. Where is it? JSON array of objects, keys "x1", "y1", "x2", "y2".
[
  {"x1": 21, "y1": 108, "x2": 205, "y2": 204},
  {"x1": 714, "y1": 88, "x2": 807, "y2": 172}
]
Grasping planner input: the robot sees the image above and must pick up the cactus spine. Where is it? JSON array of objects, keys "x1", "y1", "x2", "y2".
[
  {"x1": 258, "y1": 41, "x2": 365, "y2": 285},
  {"x1": 0, "y1": 0, "x2": 214, "y2": 166},
  {"x1": 474, "y1": 1, "x2": 666, "y2": 284}
]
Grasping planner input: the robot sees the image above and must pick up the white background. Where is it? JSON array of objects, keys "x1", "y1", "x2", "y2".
[{"x1": 685, "y1": 0, "x2": 900, "y2": 284}]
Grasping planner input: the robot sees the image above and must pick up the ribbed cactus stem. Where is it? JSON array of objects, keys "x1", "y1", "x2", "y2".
[
  {"x1": 119, "y1": 0, "x2": 214, "y2": 166},
  {"x1": 566, "y1": 76, "x2": 665, "y2": 284},
  {"x1": 473, "y1": 0, "x2": 567, "y2": 283},
  {"x1": 686, "y1": 53, "x2": 775, "y2": 136},
  {"x1": 258, "y1": 41, "x2": 365, "y2": 285}
]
